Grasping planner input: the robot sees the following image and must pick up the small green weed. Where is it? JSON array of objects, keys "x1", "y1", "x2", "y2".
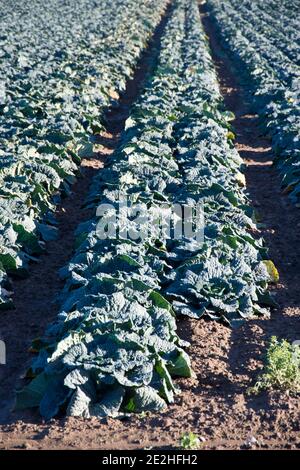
[
  {"x1": 248, "y1": 336, "x2": 300, "y2": 395},
  {"x1": 180, "y1": 432, "x2": 201, "y2": 450}
]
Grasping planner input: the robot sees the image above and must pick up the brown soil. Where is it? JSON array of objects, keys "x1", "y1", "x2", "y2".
[{"x1": 1, "y1": 3, "x2": 300, "y2": 451}]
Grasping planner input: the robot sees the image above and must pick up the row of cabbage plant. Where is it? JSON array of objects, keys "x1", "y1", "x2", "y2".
[
  {"x1": 0, "y1": 0, "x2": 169, "y2": 308},
  {"x1": 206, "y1": 0, "x2": 300, "y2": 206},
  {"x1": 17, "y1": 0, "x2": 276, "y2": 420}
]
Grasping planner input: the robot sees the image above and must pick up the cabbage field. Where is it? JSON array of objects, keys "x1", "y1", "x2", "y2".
[
  {"x1": 206, "y1": 0, "x2": 300, "y2": 204},
  {"x1": 0, "y1": 0, "x2": 168, "y2": 309},
  {"x1": 0, "y1": 0, "x2": 299, "y2": 452}
]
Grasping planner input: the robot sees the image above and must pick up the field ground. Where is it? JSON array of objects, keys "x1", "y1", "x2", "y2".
[{"x1": 0, "y1": 3, "x2": 299, "y2": 450}]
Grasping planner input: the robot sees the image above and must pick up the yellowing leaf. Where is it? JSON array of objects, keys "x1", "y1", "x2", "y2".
[
  {"x1": 263, "y1": 260, "x2": 279, "y2": 283},
  {"x1": 236, "y1": 172, "x2": 246, "y2": 187},
  {"x1": 109, "y1": 88, "x2": 119, "y2": 100}
]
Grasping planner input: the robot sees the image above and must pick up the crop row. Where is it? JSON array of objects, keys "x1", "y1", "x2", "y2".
[
  {"x1": 0, "y1": 0, "x2": 168, "y2": 309},
  {"x1": 17, "y1": 0, "x2": 276, "y2": 420},
  {"x1": 206, "y1": 0, "x2": 300, "y2": 205}
]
